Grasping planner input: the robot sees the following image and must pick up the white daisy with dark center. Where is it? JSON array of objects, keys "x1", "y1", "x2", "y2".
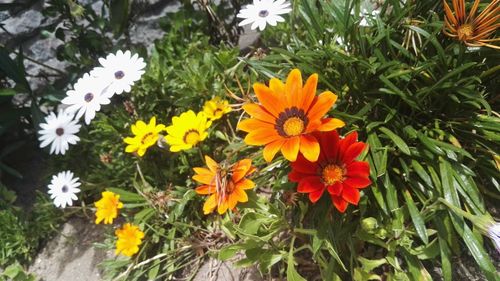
[
  {"x1": 62, "y1": 73, "x2": 111, "y2": 125},
  {"x1": 47, "y1": 171, "x2": 81, "y2": 208},
  {"x1": 237, "y1": 0, "x2": 292, "y2": 31},
  {"x1": 38, "y1": 109, "x2": 81, "y2": 155},
  {"x1": 488, "y1": 223, "x2": 500, "y2": 253},
  {"x1": 90, "y1": 50, "x2": 146, "y2": 97}
]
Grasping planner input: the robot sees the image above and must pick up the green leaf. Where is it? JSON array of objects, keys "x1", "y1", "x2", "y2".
[
  {"x1": 403, "y1": 189, "x2": 428, "y2": 244},
  {"x1": 109, "y1": 0, "x2": 130, "y2": 36},
  {"x1": 286, "y1": 241, "x2": 307, "y2": 281},
  {"x1": 107, "y1": 187, "x2": 145, "y2": 203},
  {"x1": 0, "y1": 47, "x2": 30, "y2": 91},
  {"x1": 379, "y1": 127, "x2": 411, "y2": 155},
  {"x1": 0, "y1": 88, "x2": 15, "y2": 96}
]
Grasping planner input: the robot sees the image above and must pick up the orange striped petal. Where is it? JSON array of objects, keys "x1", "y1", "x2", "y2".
[
  {"x1": 318, "y1": 118, "x2": 345, "y2": 131},
  {"x1": 281, "y1": 136, "x2": 300, "y2": 161},
  {"x1": 203, "y1": 194, "x2": 217, "y2": 214},
  {"x1": 301, "y1": 73, "x2": 318, "y2": 111},
  {"x1": 263, "y1": 139, "x2": 285, "y2": 162},
  {"x1": 285, "y1": 69, "x2": 303, "y2": 108},
  {"x1": 306, "y1": 91, "x2": 338, "y2": 121},
  {"x1": 244, "y1": 128, "x2": 281, "y2": 146},
  {"x1": 269, "y1": 77, "x2": 285, "y2": 96},
  {"x1": 253, "y1": 83, "x2": 284, "y2": 117},
  {"x1": 235, "y1": 178, "x2": 255, "y2": 190},
  {"x1": 241, "y1": 103, "x2": 276, "y2": 123},
  {"x1": 204, "y1": 156, "x2": 219, "y2": 173},
  {"x1": 299, "y1": 134, "x2": 320, "y2": 162},
  {"x1": 237, "y1": 118, "x2": 275, "y2": 132},
  {"x1": 232, "y1": 159, "x2": 253, "y2": 182},
  {"x1": 233, "y1": 187, "x2": 248, "y2": 202},
  {"x1": 195, "y1": 185, "x2": 216, "y2": 195}
]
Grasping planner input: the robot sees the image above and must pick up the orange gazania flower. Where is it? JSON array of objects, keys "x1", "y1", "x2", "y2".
[
  {"x1": 443, "y1": 0, "x2": 500, "y2": 49},
  {"x1": 288, "y1": 131, "x2": 371, "y2": 213},
  {"x1": 193, "y1": 156, "x2": 256, "y2": 215},
  {"x1": 237, "y1": 69, "x2": 345, "y2": 162}
]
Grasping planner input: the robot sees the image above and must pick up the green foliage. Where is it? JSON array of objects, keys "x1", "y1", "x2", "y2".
[{"x1": 0, "y1": 185, "x2": 63, "y2": 266}]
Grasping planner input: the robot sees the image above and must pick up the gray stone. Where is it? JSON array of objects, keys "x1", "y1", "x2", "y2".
[
  {"x1": 193, "y1": 257, "x2": 264, "y2": 281},
  {"x1": 29, "y1": 217, "x2": 111, "y2": 281}
]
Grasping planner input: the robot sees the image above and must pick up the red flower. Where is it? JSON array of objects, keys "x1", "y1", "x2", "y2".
[{"x1": 288, "y1": 131, "x2": 371, "y2": 212}]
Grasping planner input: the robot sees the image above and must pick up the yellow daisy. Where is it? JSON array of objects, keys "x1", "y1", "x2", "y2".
[
  {"x1": 115, "y1": 223, "x2": 145, "y2": 257},
  {"x1": 95, "y1": 191, "x2": 123, "y2": 224},
  {"x1": 124, "y1": 117, "x2": 166, "y2": 157},
  {"x1": 165, "y1": 110, "x2": 212, "y2": 152},
  {"x1": 203, "y1": 97, "x2": 232, "y2": 121}
]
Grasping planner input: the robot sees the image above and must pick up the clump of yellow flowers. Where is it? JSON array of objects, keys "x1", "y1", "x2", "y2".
[
  {"x1": 115, "y1": 223, "x2": 145, "y2": 257},
  {"x1": 203, "y1": 96, "x2": 232, "y2": 121},
  {"x1": 95, "y1": 191, "x2": 123, "y2": 224},
  {"x1": 124, "y1": 117, "x2": 166, "y2": 157}
]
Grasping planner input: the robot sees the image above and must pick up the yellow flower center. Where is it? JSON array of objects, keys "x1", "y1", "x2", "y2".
[
  {"x1": 283, "y1": 117, "x2": 305, "y2": 136},
  {"x1": 183, "y1": 130, "x2": 201, "y2": 145},
  {"x1": 141, "y1": 132, "x2": 155, "y2": 145},
  {"x1": 457, "y1": 24, "x2": 474, "y2": 41},
  {"x1": 321, "y1": 164, "x2": 345, "y2": 185}
]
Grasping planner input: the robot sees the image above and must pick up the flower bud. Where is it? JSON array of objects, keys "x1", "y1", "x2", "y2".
[{"x1": 361, "y1": 217, "x2": 378, "y2": 232}]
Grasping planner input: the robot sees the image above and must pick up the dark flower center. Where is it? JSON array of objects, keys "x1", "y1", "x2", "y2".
[
  {"x1": 258, "y1": 10, "x2": 269, "y2": 17},
  {"x1": 114, "y1": 70, "x2": 125, "y2": 80},
  {"x1": 56, "y1": 127, "x2": 64, "y2": 136},
  {"x1": 275, "y1": 107, "x2": 309, "y2": 137},
  {"x1": 84, "y1": 93, "x2": 94, "y2": 102},
  {"x1": 61, "y1": 185, "x2": 68, "y2": 193}
]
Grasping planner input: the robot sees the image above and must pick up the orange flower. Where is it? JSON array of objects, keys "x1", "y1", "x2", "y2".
[
  {"x1": 288, "y1": 131, "x2": 371, "y2": 213},
  {"x1": 237, "y1": 69, "x2": 345, "y2": 162},
  {"x1": 193, "y1": 156, "x2": 256, "y2": 215},
  {"x1": 443, "y1": 0, "x2": 500, "y2": 49}
]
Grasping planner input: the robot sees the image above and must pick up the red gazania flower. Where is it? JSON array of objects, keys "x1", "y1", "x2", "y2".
[
  {"x1": 237, "y1": 69, "x2": 345, "y2": 163},
  {"x1": 288, "y1": 131, "x2": 371, "y2": 212}
]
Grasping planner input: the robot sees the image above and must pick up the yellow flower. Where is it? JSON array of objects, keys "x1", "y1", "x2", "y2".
[
  {"x1": 165, "y1": 110, "x2": 212, "y2": 152},
  {"x1": 115, "y1": 223, "x2": 145, "y2": 257},
  {"x1": 203, "y1": 97, "x2": 232, "y2": 121},
  {"x1": 124, "y1": 117, "x2": 166, "y2": 157},
  {"x1": 95, "y1": 191, "x2": 123, "y2": 224}
]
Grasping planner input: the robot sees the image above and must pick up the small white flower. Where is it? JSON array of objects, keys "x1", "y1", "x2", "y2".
[
  {"x1": 38, "y1": 109, "x2": 81, "y2": 155},
  {"x1": 47, "y1": 171, "x2": 81, "y2": 208},
  {"x1": 237, "y1": 0, "x2": 291, "y2": 31},
  {"x1": 62, "y1": 73, "x2": 111, "y2": 125},
  {"x1": 90, "y1": 50, "x2": 146, "y2": 97},
  {"x1": 487, "y1": 223, "x2": 500, "y2": 253}
]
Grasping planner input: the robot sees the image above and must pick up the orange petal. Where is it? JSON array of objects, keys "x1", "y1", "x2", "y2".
[
  {"x1": 195, "y1": 185, "x2": 216, "y2": 195},
  {"x1": 235, "y1": 178, "x2": 255, "y2": 190},
  {"x1": 280, "y1": 136, "x2": 300, "y2": 162},
  {"x1": 192, "y1": 173, "x2": 215, "y2": 185},
  {"x1": 263, "y1": 139, "x2": 285, "y2": 162},
  {"x1": 317, "y1": 118, "x2": 345, "y2": 132},
  {"x1": 269, "y1": 77, "x2": 285, "y2": 96},
  {"x1": 237, "y1": 118, "x2": 275, "y2": 132},
  {"x1": 193, "y1": 167, "x2": 213, "y2": 176},
  {"x1": 244, "y1": 128, "x2": 281, "y2": 146},
  {"x1": 301, "y1": 73, "x2": 318, "y2": 111},
  {"x1": 285, "y1": 69, "x2": 303, "y2": 108},
  {"x1": 299, "y1": 134, "x2": 320, "y2": 162},
  {"x1": 306, "y1": 91, "x2": 338, "y2": 122},
  {"x1": 241, "y1": 103, "x2": 276, "y2": 124},
  {"x1": 204, "y1": 155, "x2": 219, "y2": 173},
  {"x1": 233, "y1": 186, "x2": 249, "y2": 202},
  {"x1": 253, "y1": 83, "x2": 284, "y2": 117},
  {"x1": 217, "y1": 200, "x2": 229, "y2": 214},
  {"x1": 203, "y1": 194, "x2": 217, "y2": 214},
  {"x1": 232, "y1": 159, "x2": 253, "y2": 182}
]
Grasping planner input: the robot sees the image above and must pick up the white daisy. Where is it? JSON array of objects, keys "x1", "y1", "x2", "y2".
[
  {"x1": 62, "y1": 73, "x2": 111, "y2": 125},
  {"x1": 47, "y1": 171, "x2": 81, "y2": 208},
  {"x1": 488, "y1": 223, "x2": 500, "y2": 253},
  {"x1": 38, "y1": 109, "x2": 81, "y2": 155},
  {"x1": 237, "y1": 0, "x2": 292, "y2": 31},
  {"x1": 90, "y1": 50, "x2": 146, "y2": 97}
]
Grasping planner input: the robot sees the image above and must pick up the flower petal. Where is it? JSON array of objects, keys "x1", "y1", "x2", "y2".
[
  {"x1": 241, "y1": 103, "x2": 276, "y2": 124},
  {"x1": 306, "y1": 91, "x2": 338, "y2": 122},
  {"x1": 253, "y1": 83, "x2": 284, "y2": 117},
  {"x1": 263, "y1": 139, "x2": 285, "y2": 162},
  {"x1": 343, "y1": 177, "x2": 372, "y2": 189},
  {"x1": 299, "y1": 134, "x2": 320, "y2": 162},
  {"x1": 280, "y1": 136, "x2": 300, "y2": 161},
  {"x1": 195, "y1": 185, "x2": 216, "y2": 195},
  {"x1": 285, "y1": 69, "x2": 302, "y2": 108},
  {"x1": 244, "y1": 128, "x2": 281, "y2": 146},
  {"x1": 301, "y1": 73, "x2": 318, "y2": 111},
  {"x1": 297, "y1": 176, "x2": 324, "y2": 193},
  {"x1": 317, "y1": 118, "x2": 345, "y2": 132},
  {"x1": 342, "y1": 185, "x2": 360, "y2": 205},
  {"x1": 346, "y1": 161, "x2": 370, "y2": 178},
  {"x1": 331, "y1": 195, "x2": 348, "y2": 213},
  {"x1": 309, "y1": 188, "x2": 324, "y2": 203},
  {"x1": 203, "y1": 194, "x2": 217, "y2": 214},
  {"x1": 237, "y1": 118, "x2": 275, "y2": 132},
  {"x1": 342, "y1": 142, "x2": 367, "y2": 164}
]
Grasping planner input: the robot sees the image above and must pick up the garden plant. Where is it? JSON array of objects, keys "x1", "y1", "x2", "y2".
[{"x1": 0, "y1": 0, "x2": 499, "y2": 280}]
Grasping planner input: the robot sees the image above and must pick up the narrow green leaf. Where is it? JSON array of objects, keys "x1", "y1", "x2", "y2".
[
  {"x1": 403, "y1": 189, "x2": 428, "y2": 244},
  {"x1": 379, "y1": 127, "x2": 411, "y2": 155},
  {"x1": 287, "y1": 240, "x2": 307, "y2": 281},
  {"x1": 107, "y1": 187, "x2": 146, "y2": 202}
]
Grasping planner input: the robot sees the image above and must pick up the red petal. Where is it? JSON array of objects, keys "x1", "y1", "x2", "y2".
[
  {"x1": 309, "y1": 188, "x2": 325, "y2": 203},
  {"x1": 346, "y1": 161, "x2": 370, "y2": 178},
  {"x1": 291, "y1": 154, "x2": 318, "y2": 174},
  {"x1": 297, "y1": 176, "x2": 324, "y2": 193},
  {"x1": 342, "y1": 185, "x2": 360, "y2": 205},
  {"x1": 339, "y1": 131, "x2": 358, "y2": 155},
  {"x1": 319, "y1": 130, "x2": 339, "y2": 162},
  {"x1": 327, "y1": 182, "x2": 343, "y2": 196},
  {"x1": 288, "y1": 171, "x2": 310, "y2": 182},
  {"x1": 330, "y1": 195, "x2": 348, "y2": 213},
  {"x1": 343, "y1": 177, "x2": 372, "y2": 189},
  {"x1": 342, "y1": 142, "x2": 366, "y2": 164}
]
